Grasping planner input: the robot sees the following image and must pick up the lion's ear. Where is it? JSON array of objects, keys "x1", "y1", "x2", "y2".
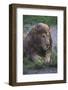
[
  {"x1": 32, "y1": 25, "x2": 37, "y2": 33},
  {"x1": 32, "y1": 29, "x2": 37, "y2": 34}
]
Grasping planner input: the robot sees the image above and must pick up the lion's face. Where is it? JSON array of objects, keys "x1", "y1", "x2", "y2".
[
  {"x1": 32, "y1": 23, "x2": 52, "y2": 52},
  {"x1": 41, "y1": 32, "x2": 51, "y2": 51}
]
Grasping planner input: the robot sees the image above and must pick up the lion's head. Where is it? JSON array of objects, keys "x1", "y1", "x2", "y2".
[
  {"x1": 30, "y1": 23, "x2": 52, "y2": 55},
  {"x1": 24, "y1": 23, "x2": 52, "y2": 64}
]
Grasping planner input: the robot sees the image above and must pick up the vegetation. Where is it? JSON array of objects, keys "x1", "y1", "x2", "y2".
[
  {"x1": 23, "y1": 15, "x2": 57, "y2": 26},
  {"x1": 23, "y1": 46, "x2": 57, "y2": 74}
]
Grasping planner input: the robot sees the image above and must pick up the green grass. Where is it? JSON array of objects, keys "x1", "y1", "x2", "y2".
[
  {"x1": 23, "y1": 15, "x2": 57, "y2": 26},
  {"x1": 23, "y1": 47, "x2": 57, "y2": 72},
  {"x1": 23, "y1": 57, "x2": 44, "y2": 69}
]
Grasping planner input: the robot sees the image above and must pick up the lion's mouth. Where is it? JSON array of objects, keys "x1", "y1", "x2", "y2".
[
  {"x1": 42, "y1": 45, "x2": 50, "y2": 51},
  {"x1": 44, "y1": 48, "x2": 49, "y2": 51}
]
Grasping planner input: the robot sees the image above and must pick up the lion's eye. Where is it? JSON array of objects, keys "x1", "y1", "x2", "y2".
[
  {"x1": 42, "y1": 34, "x2": 46, "y2": 38},
  {"x1": 42, "y1": 35, "x2": 45, "y2": 38}
]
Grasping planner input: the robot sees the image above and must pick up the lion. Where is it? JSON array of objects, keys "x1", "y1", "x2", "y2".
[{"x1": 23, "y1": 23, "x2": 52, "y2": 64}]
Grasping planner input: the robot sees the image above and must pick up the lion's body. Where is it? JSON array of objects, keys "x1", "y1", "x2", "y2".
[{"x1": 23, "y1": 23, "x2": 52, "y2": 64}]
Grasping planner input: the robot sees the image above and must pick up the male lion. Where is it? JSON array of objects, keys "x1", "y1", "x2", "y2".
[{"x1": 23, "y1": 23, "x2": 52, "y2": 64}]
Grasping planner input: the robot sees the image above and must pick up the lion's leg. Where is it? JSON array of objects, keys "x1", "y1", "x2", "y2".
[
  {"x1": 44, "y1": 52, "x2": 51, "y2": 64},
  {"x1": 31, "y1": 54, "x2": 44, "y2": 65}
]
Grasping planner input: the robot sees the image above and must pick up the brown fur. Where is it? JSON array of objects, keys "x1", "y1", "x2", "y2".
[{"x1": 23, "y1": 23, "x2": 52, "y2": 64}]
